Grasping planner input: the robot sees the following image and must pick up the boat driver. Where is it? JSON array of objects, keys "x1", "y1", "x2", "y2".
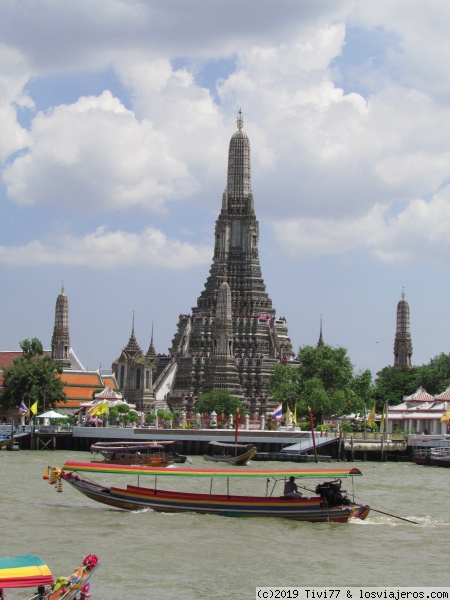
[{"x1": 284, "y1": 476, "x2": 303, "y2": 498}]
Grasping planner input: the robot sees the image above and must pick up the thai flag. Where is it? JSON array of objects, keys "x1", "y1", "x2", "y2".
[
  {"x1": 19, "y1": 401, "x2": 28, "y2": 415},
  {"x1": 273, "y1": 404, "x2": 283, "y2": 420}
]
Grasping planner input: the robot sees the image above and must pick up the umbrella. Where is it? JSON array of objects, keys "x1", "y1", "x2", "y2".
[
  {"x1": 36, "y1": 410, "x2": 68, "y2": 419},
  {"x1": 87, "y1": 417, "x2": 103, "y2": 424}
]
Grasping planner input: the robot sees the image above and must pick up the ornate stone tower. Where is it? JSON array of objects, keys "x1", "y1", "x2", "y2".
[
  {"x1": 112, "y1": 316, "x2": 156, "y2": 411},
  {"x1": 166, "y1": 112, "x2": 295, "y2": 410},
  {"x1": 51, "y1": 284, "x2": 71, "y2": 369},
  {"x1": 394, "y1": 290, "x2": 413, "y2": 368}
]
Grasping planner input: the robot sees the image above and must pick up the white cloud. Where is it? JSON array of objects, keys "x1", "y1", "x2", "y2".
[
  {"x1": 3, "y1": 90, "x2": 198, "y2": 214},
  {"x1": 0, "y1": 44, "x2": 32, "y2": 161},
  {"x1": 273, "y1": 186, "x2": 450, "y2": 266},
  {"x1": 0, "y1": 225, "x2": 212, "y2": 268},
  {"x1": 0, "y1": 0, "x2": 449, "y2": 269}
]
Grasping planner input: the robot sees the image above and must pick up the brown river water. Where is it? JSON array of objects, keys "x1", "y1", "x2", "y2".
[{"x1": 1, "y1": 450, "x2": 449, "y2": 600}]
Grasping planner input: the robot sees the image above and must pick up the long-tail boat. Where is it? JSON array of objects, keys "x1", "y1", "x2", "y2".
[
  {"x1": 90, "y1": 440, "x2": 188, "y2": 466},
  {"x1": 203, "y1": 441, "x2": 257, "y2": 465},
  {"x1": 46, "y1": 462, "x2": 370, "y2": 523},
  {"x1": 0, "y1": 553, "x2": 99, "y2": 600}
]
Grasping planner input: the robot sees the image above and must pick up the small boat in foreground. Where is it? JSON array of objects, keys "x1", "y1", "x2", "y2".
[
  {"x1": 203, "y1": 441, "x2": 257, "y2": 465},
  {"x1": 47, "y1": 462, "x2": 370, "y2": 523},
  {"x1": 0, "y1": 553, "x2": 99, "y2": 600},
  {"x1": 90, "y1": 440, "x2": 188, "y2": 466}
]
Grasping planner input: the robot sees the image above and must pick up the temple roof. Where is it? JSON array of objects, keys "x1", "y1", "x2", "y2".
[
  {"x1": 402, "y1": 387, "x2": 434, "y2": 402},
  {"x1": 435, "y1": 386, "x2": 450, "y2": 400}
]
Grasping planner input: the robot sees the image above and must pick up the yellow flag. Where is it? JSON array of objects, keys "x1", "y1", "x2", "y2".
[
  {"x1": 285, "y1": 407, "x2": 291, "y2": 425},
  {"x1": 381, "y1": 406, "x2": 385, "y2": 430},
  {"x1": 293, "y1": 404, "x2": 297, "y2": 424},
  {"x1": 368, "y1": 405, "x2": 376, "y2": 427},
  {"x1": 30, "y1": 401, "x2": 38, "y2": 415},
  {"x1": 89, "y1": 401, "x2": 109, "y2": 416},
  {"x1": 96, "y1": 401, "x2": 109, "y2": 415},
  {"x1": 440, "y1": 408, "x2": 450, "y2": 423}
]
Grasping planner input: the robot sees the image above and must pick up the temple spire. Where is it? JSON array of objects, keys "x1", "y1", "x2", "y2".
[
  {"x1": 394, "y1": 289, "x2": 413, "y2": 368},
  {"x1": 167, "y1": 115, "x2": 295, "y2": 402},
  {"x1": 125, "y1": 312, "x2": 142, "y2": 356},
  {"x1": 317, "y1": 315, "x2": 324, "y2": 347},
  {"x1": 146, "y1": 322, "x2": 156, "y2": 361},
  {"x1": 227, "y1": 109, "x2": 251, "y2": 198},
  {"x1": 51, "y1": 285, "x2": 71, "y2": 368}
]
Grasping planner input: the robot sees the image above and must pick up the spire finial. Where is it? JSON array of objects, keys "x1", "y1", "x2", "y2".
[
  {"x1": 61, "y1": 281, "x2": 64, "y2": 294},
  {"x1": 401, "y1": 286, "x2": 405, "y2": 300},
  {"x1": 317, "y1": 315, "x2": 324, "y2": 347},
  {"x1": 132, "y1": 310, "x2": 135, "y2": 334},
  {"x1": 237, "y1": 108, "x2": 244, "y2": 130}
]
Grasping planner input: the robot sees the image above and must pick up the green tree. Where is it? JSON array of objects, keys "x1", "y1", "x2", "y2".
[
  {"x1": 268, "y1": 344, "x2": 371, "y2": 423},
  {"x1": 267, "y1": 364, "x2": 301, "y2": 407},
  {"x1": 195, "y1": 390, "x2": 245, "y2": 416},
  {"x1": 416, "y1": 353, "x2": 450, "y2": 395},
  {"x1": 0, "y1": 338, "x2": 66, "y2": 413},
  {"x1": 373, "y1": 366, "x2": 419, "y2": 406},
  {"x1": 128, "y1": 410, "x2": 139, "y2": 424},
  {"x1": 109, "y1": 408, "x2": 119, "y2": 423}
]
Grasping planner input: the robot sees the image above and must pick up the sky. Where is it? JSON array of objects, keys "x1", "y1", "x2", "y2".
[{"x1": 1, "y1": 0, "x2": 449, "y2": 382}]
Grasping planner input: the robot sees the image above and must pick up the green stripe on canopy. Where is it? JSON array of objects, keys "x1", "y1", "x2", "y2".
[{"x1": 62, "y1": 461, "x2": 362, "y2": 478}]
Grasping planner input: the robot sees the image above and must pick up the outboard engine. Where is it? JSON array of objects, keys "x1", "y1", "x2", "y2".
[{"x1": 315, "y1": 479, "x2": 351, "y2": 507}]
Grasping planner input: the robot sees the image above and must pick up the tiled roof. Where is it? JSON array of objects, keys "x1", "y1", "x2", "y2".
[
  {"x1": 63, "y1": 387, "x2": 98, "y2": 400},
  {"x1": 403, "y1": 387, "x2": 434, "y2": 402},
  {"x1": 94, "y1": 386, "x2": 122, "y2": 399},
  {"x1": 101, "y1": 375, "x2": 119, "y2": 390},
  {"x1": 58, "y1": 371, "x2": 103, "y2": 386},
  {"x1": 0, "y1": 351, "x2": 22, "y2": 368},
  {"x1": 435, "y1": 386, "x2": 450, "y2": 400}
]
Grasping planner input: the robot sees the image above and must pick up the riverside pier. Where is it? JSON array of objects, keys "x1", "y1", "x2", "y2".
[{"x1": 14, "y1": 425, "x2": 410, "y2": 461}]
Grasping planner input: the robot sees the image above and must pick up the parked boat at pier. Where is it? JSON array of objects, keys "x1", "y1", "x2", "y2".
[
  {"x1": 412, "y1": 446, "x2": 450, "y2": 468},
  {"x1": 47, "y1": 462, "x2": 370, "y2": 523},
  {"x1": 90, "y1": 440, "x2": 188, "y2": 466},
  {"x1": 203, "y1": 441, "x2": 257, "y2": 465}
]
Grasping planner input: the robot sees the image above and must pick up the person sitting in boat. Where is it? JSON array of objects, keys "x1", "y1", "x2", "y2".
[{"x1": 284, "y1": 476, "x2": 302, "y2": 498}]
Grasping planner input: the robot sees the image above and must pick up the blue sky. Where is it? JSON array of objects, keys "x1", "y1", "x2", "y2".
[{"x1": 0, "y1": 1, "x2": 449, "y2": 381}]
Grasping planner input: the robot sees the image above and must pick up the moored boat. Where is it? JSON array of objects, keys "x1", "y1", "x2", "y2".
[
  {"x1": 428, "y1": 447, "x2": 450, "y2": 468},
  {"x1": 46, "y1": 462, "x2": 370, "y2": 523},
  {"x1": 0, "y1": 553, "x2": 99, "y2": 600},
  {"x1": 203, "y1": 441, "x2": 257, "y2": 465},
  {"x1": 90, "y1": 440, "x2": 188, "y2": 467}
]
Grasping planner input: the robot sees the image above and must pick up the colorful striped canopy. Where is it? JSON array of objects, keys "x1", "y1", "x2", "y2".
[
  {"x1": 62, "y1": 461, "x2": 362, "y2": 478},
  {"x1": 0, "y1": 554, "x2": 53, "y2": 588}
]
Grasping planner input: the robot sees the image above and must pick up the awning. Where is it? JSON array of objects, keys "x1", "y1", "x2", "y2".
[
  {"x1": 0, "y1": 554, "x2": 53, "y2": 588},
  {"x1": 63, "y1": 461, "x2": 363, "y2": 478},
  {"x1": 36, "y1": 410, "x2": 68, "y2": 419}
]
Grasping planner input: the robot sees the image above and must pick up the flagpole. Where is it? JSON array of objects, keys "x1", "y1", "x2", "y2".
[
  {"x1": 309, "y1": 408, "x2": 318, "y2": 463},
  {"x1": 384, "y1": 401, "x2": 389, "y2": 442},
  {"x1": 363, "y1": 405, "x2": 367, "y2": 440}
]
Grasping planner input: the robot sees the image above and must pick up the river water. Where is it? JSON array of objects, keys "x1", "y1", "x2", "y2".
[{"x1": 1, "y1": 450, "x2": 449, "y2": 600}]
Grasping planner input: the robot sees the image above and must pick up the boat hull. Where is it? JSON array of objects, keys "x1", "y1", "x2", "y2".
[
  {"x1": 203, "y1": 444, "x2": 257, "y2": 466},
  {"x1": 65, "y1": 476, "x2": 368, "y2": 523}
]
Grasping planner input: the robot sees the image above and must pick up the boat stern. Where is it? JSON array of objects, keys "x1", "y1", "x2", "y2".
[{"x1": 351, "y1": 504, "x2": 370, "y2": 520}]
